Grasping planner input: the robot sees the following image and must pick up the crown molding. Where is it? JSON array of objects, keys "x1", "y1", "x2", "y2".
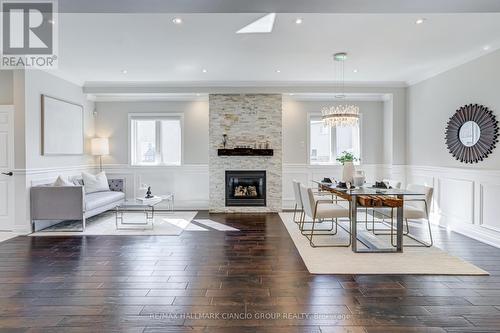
[
  {"x1": 83, "y1": 80, "x2": 407, "y2": 96},
  {"x1": 91, "y1": 93, "x2": 208, "y2": 102},
  {"x1": 58, "y1": 0, "x2": 500, "y2": 13}
]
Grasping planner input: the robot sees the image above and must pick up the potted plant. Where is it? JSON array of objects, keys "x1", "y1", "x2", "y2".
[{"x1": 336, "y1": 151, "x2": 359, "y2": 183}]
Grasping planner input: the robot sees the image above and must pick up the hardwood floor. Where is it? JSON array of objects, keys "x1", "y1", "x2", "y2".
[{"x1": 1, "y1": 211, "x2": 500, "y2": 332}]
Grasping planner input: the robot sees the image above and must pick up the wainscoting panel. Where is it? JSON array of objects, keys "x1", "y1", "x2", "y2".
[
  {"x1": 0, "y1": 181, "x2": 7, "y2": 216},
  {"x1": 438, "y1": 178, "x2": 474, "y2": 225},
  {"x1": 480, "y1": 183, "x2": 500, "y2": 232},
  {"x1": 18, "y1": 162, "x2": 500, "y2": 248},
  {"x1": 407, "y1": 165, "x2": 500, "y2": 248}
]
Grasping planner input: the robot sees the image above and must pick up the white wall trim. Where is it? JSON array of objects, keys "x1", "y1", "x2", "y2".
[{"x1": 83, "y1": 81, "x2": 408, "y2": 95}]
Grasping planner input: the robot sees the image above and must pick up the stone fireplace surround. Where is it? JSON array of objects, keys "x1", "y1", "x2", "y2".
[{"x1": 209, "y1": 94, "x2": 282, "y2": 213}]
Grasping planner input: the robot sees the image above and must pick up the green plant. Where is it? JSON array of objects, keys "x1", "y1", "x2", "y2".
[{"x1": 336, "y1": 151, "x2": 359, "y2": 164}]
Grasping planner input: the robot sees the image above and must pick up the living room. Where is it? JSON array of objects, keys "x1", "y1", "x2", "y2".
[{"x1": 1, "y1": 0, "x2": 500, "y2": 331}]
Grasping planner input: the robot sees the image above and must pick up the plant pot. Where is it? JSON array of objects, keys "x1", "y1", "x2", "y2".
[{"x1": 342, "y1": 161, "x2": 355, "y2": 183}]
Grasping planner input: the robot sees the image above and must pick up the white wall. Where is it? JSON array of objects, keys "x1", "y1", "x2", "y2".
[
  {"x1": 9, "y1": 70, "x2": 96, "y2": 233},
  {"x1": 408, "y1": 49, "x2": 500, "y2": 169},
  {"x1": 95, "y1": 100, "x2": 209, "y2": 165},
  {"x1": 283, "y1": 99, "x2": 385, "y2": 165},
  {"x1": 93, "y1": 100, "x2": 210, "y2": 210},
  {"x1": 383, "y1": 97, "x2": 393, "y2": 164},
  {"x1": 95, "y1": 97, "x2": 394, "y2": 211},
  {"x1": 24, "y1": 70, "x2": 95, "y2": 169},
  {"x1": 406, "y1": 49, "x2": 500, "y2": 247}
]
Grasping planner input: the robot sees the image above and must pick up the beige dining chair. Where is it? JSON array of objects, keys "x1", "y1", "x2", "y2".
[
  {"x1": 299, "y1": 184, "x2": 351, "y2": 247},
  {"x1": 403, "y1": 184, "x2": 434, "y2": 247},
  {"x1": 292, "y1": 180, "x2": 334, "y2": 226},
  {"x1": 383, "y1": 179, "x2": 402, "y2": 189}
]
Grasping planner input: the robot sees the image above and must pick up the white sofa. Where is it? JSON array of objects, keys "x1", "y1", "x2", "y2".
[{"x1": 30, "y1": 178, "x2": 125, "y2": 231}]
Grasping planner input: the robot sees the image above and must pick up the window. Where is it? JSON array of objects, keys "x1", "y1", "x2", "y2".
[
  {"x1": 309, "y1": 115, "x2": 360, "y2": 164},
  {"x1": 130, "y1": 115, "x2": 182, "y2": 166}
]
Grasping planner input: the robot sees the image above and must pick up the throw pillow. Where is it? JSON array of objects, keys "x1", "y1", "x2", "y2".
[
  {"x1": 53, "y1": 175, "x2": 74, "y2": 186},
  {"x1": 82, "y1": 171, "x2": 110, "y2": 194}
]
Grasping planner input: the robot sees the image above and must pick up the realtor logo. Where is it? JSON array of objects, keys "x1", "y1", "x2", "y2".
[{"x1": 1, "y1": 0, "x2": 58, "y2": 68}]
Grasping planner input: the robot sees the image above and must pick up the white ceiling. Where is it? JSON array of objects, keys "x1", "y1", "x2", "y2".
[{"x1": 53, "y1": 13, "x2": 500, "y2": 86}]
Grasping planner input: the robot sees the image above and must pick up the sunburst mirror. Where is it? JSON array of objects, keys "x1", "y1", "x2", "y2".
[{"x1": 445, "y1": 104, "x2": 498, "y2": 164}]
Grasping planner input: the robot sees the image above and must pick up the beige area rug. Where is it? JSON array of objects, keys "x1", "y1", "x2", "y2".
[
  {"x1": 31, "y1": 211, "x2": 199, "y2": 236},
  {"x1": 279, "y1": 212, "x2": 488, "y2": 275}
]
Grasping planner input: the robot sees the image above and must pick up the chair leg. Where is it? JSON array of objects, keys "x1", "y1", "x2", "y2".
[
  {"x1": 371, "y1": 208, "x2": 410, "y2": 237},
  {"x1": 403, "y1": 218, "x2": 433, "y2": 247},
  {"x1": 305, "y1": 217, "x2": 351, "y2": 248},
  {"x1": 293, "y1": 204, "x2": 298, "y2": 223},
  {"x1": 301, "y1": 218, "x2": 335, "y2": 235}
]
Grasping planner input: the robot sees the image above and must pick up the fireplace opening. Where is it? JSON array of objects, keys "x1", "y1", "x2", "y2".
[{"x1": 225, "y1": 170, "x2": 266, "y2": 207}]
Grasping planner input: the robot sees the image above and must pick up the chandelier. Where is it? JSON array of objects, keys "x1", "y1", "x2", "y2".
[{"x1": 322, "y1": 52, "x2": 360, "y2": 127}]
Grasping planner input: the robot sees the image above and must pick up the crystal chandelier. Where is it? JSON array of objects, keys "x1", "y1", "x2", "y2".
[{"x1": 322, "y1": 53, "x2": 360, "y2": 127}]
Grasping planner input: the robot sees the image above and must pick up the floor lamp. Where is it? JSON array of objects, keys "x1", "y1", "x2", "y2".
[{"x1": 91, "y1": 137, "x2": 109, "y2": 172}]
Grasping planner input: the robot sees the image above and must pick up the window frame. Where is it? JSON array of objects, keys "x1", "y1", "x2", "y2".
[
  {"x1": 128, "y1": 113, "x2": 184, "y2": 166},
  {"x1": 307, "y1": 112, "x2": 362, "y2": 165}
]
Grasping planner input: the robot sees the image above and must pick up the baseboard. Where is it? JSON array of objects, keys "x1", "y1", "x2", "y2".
[{"x1": 445, "y1": 223, "x2": 500, "y2": 249}]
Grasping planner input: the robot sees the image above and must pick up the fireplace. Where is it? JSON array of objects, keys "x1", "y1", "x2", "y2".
[{"x1": 225, "y1": 170, "x2": 266, "y2": 207}]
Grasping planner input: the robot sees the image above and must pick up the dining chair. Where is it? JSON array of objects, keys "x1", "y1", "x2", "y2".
[
  {"x1": 299, "y1": 184, "x2": 351, "y2": 248},
  {"x1": 383, "y1": 179, "x2": 402, "y2": 189},
  {"x1": 292, "y1": 180, "x2": 334, "y2": 226},
  {"x1": 365, "y1": 179, "x2": 402, "y2": 230},
  {"x1": 403, "y1": 184, "x2": 434, "y2": 247},
  {"x1": 292, "y1": 180, "x2": 304, "y2": 225}
]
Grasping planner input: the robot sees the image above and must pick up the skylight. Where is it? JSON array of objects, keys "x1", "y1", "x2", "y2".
[{"x1": 236, "y1": 13, "x2": 276, "y2": 34}]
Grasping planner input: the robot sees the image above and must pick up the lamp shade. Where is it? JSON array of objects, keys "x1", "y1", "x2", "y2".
[{"x1": 91, "y1": 137, "x2": 109, "y2": 156}]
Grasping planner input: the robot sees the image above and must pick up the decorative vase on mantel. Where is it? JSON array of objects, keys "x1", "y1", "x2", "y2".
[{"x1": 341, "y1": 161, "x2": 355, "y2": 183}]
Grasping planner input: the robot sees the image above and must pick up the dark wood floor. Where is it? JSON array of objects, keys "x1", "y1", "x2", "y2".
[{"x1": 1, "y1": 212, "x2": 500, "y2": 332}]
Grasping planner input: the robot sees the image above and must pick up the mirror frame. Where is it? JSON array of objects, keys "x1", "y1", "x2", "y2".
[{"x1": 445, "y1": 104, "x2": 498, "y2": 164}]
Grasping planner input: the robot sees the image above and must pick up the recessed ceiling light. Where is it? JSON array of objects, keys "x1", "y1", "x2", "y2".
[
  {"x1": 483, "y1": 45, "x2": 491, "y2": 51},
  {"x1": 121, "y1": 69, "x2": 128, "y2": 74},
  {"x1": 202, "y1": 69, "x2": 208, "y2": 73},
  {"x1": 275, "y1": 69, "x2": 281, "y2": 73},
  {"x1": 48, "y1": 19, "x2": 55, "y2": 25},
  {"x1": 196, "y1": 93, "x2": 201, "y2": 97},
  {"x1": 172, "y1": 17, "x2": 183, "y2": 24},
  {"x1": 353, "y1": 69, "x2": 358, "y2": 73},
  {"x1": 289, "y1": 93, "x2": 295, "y2": 96},
  {"x1": 415, "y1": 18, "x2": 426, "y2": 25},
  {"x1": 295, "y1": 18, "x2": 303, "y2": 24}
]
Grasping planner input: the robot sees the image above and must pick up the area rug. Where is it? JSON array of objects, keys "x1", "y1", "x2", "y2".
[
  {"x1": 30, "y1": 211, "x2": 198, "y2": 236},
  {"x1": 279, "y1": 212, "x2": 488, "y2": 275}
]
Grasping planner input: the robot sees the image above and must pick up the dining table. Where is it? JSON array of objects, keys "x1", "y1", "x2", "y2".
[{"x1": 315, "y1": 181, "x2": 425, "y2": 253}]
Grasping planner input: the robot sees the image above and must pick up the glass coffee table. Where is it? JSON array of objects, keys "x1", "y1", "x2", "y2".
[{"x1": 115, "y1": 197, "x2": 164, "y2": 230}]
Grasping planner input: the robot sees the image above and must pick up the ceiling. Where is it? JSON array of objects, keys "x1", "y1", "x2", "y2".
[{"x1": 53, "y1": 13, "x2": 500, "y2": 86}]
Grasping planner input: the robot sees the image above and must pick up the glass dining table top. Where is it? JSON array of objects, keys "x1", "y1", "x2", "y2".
[{"x1": 315, "y1": 181, "x2": 424, "y2": 196}]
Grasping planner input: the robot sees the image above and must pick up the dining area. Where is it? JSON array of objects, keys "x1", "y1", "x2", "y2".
[{"x1": 291, "y1": 178, "x2": 434, "y2": 253}]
